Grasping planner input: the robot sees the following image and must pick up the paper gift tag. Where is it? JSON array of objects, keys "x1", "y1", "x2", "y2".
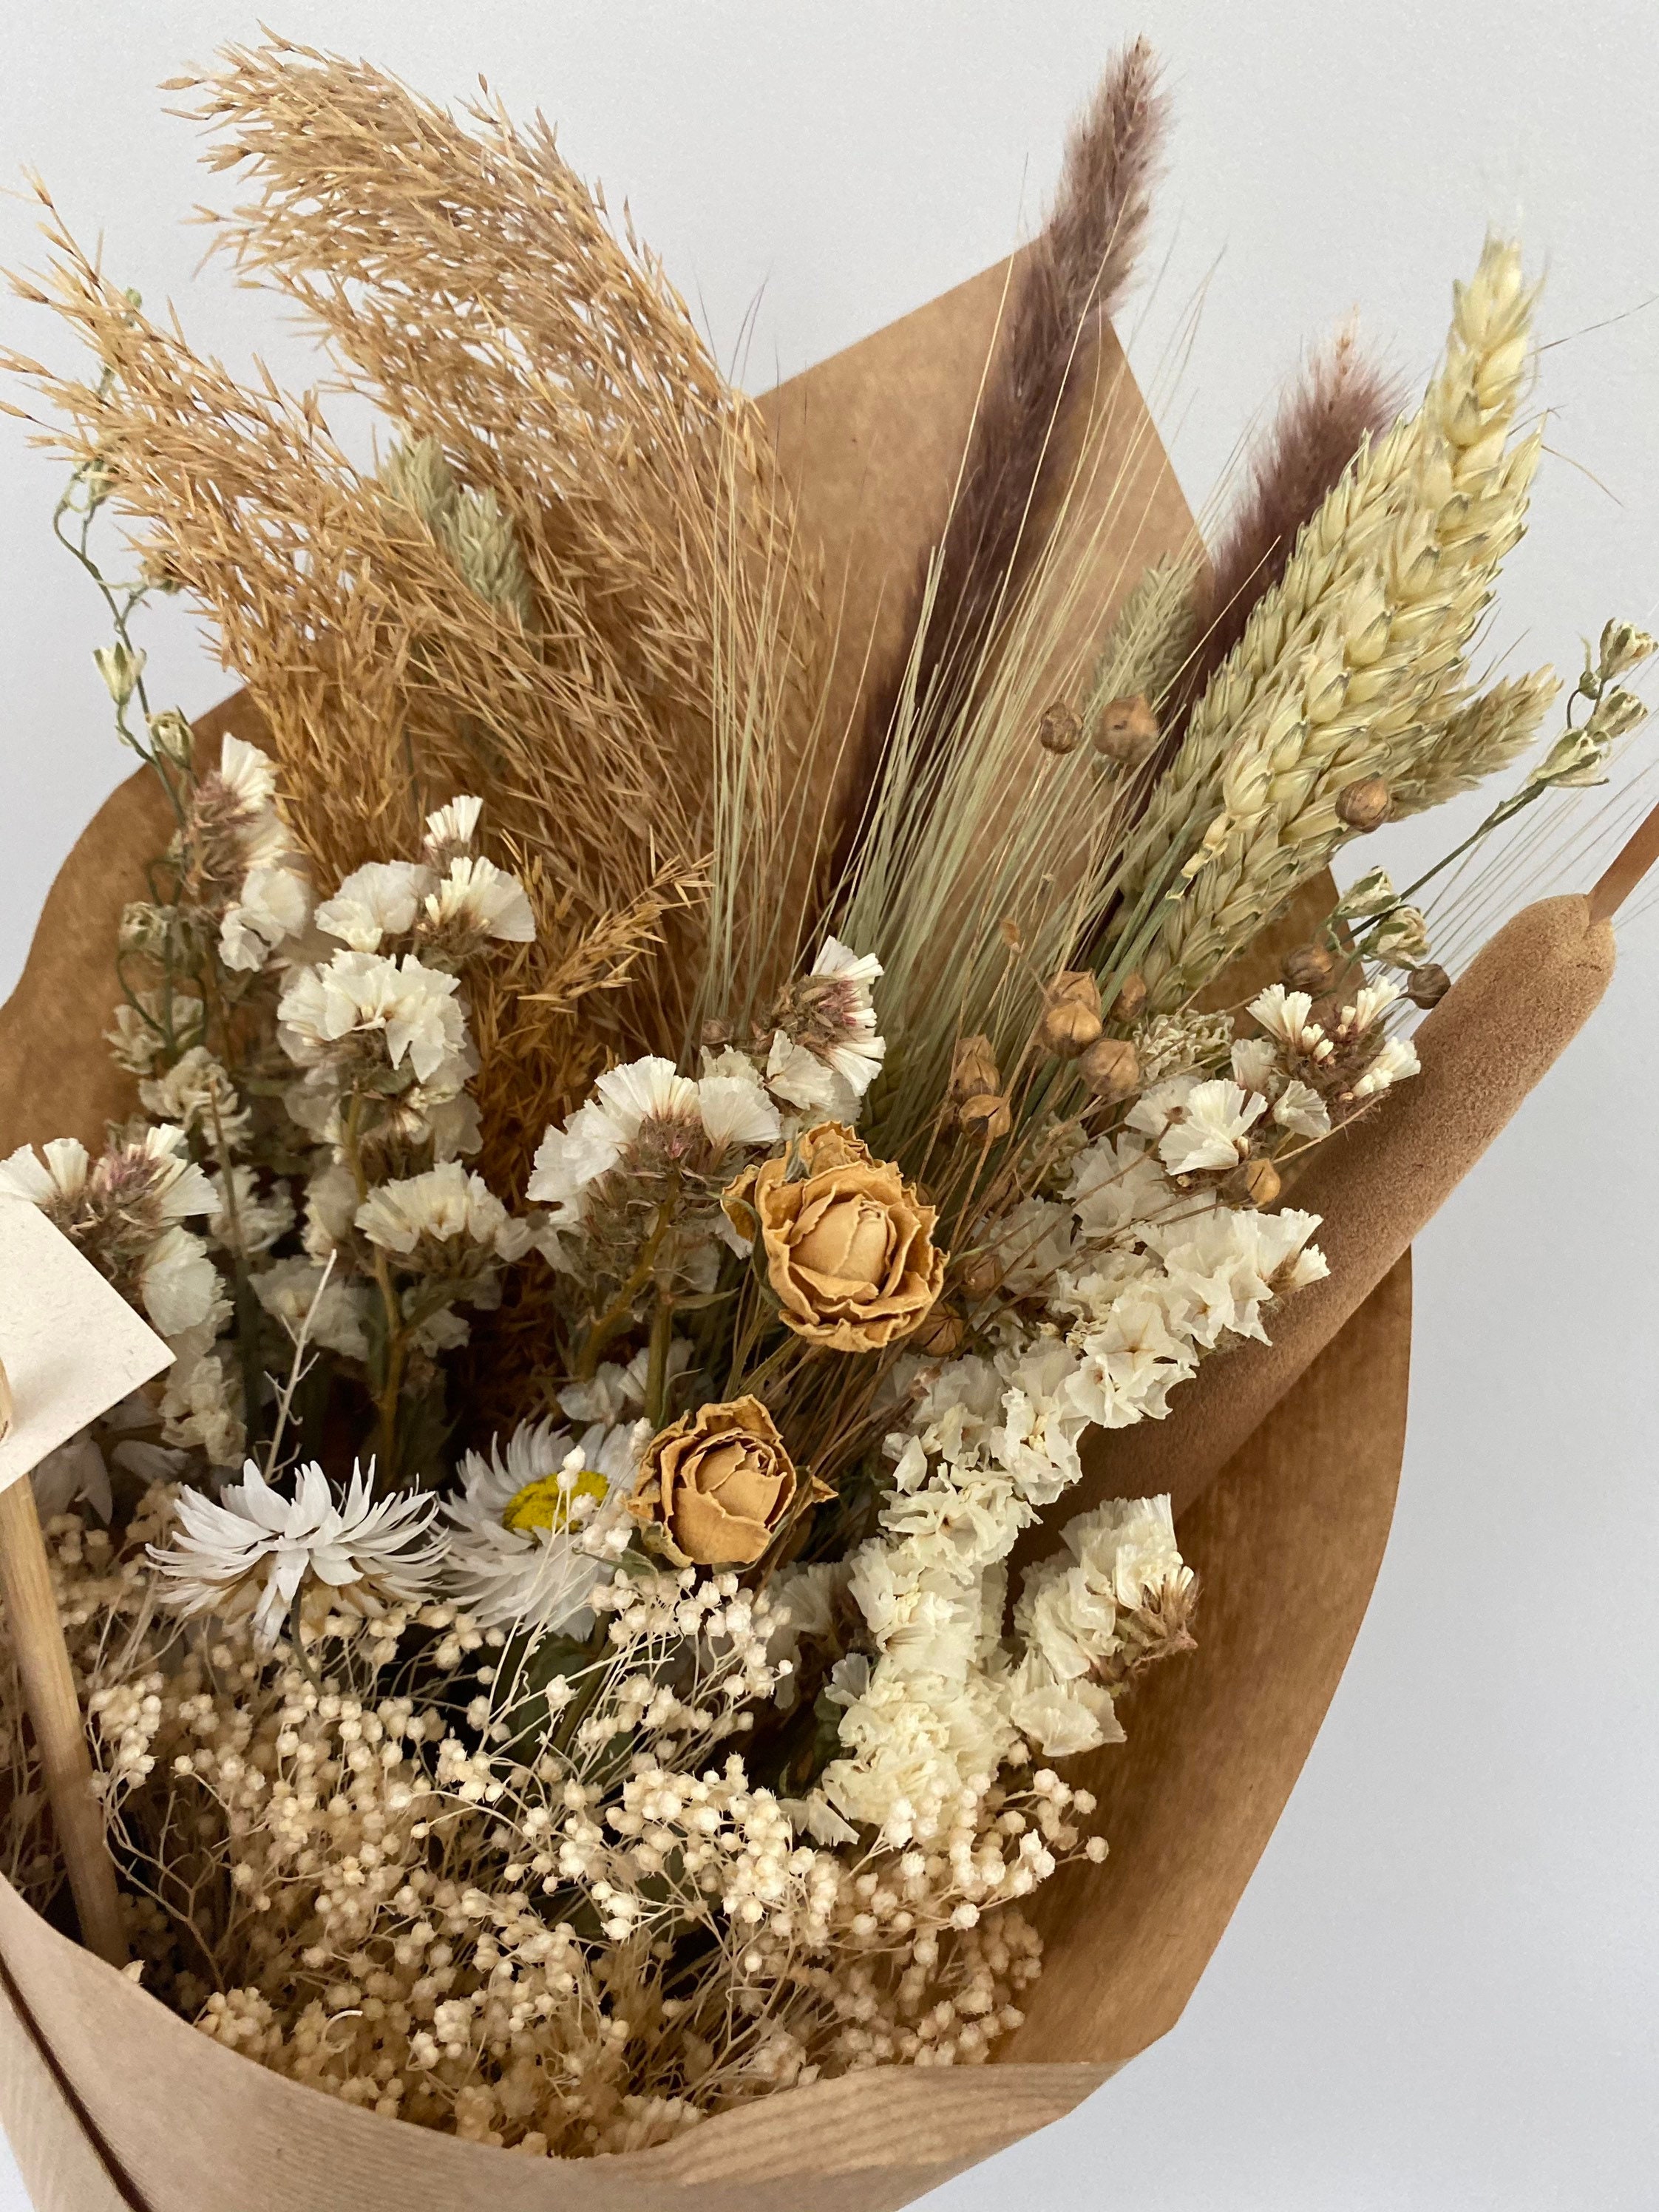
[{"x1": 0, "y1": 1199, "x2": 173, "y2": 1492}]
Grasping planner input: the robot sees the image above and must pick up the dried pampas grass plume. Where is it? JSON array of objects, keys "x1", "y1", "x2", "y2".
[
  {"x1": 839, "y1": 38, "x2": 1169, "y2": 874},
  {"x1": 2, "y1": 36, "x2": 825, "y2": 1192},
  {"x1": 1194, "y1": 323, "x2": 1405, "y2": 700}
]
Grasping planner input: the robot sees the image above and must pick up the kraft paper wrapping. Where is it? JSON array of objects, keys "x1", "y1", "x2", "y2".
[{"x1": 0, "y1": 265, "x2": 1430, "y2": 2206}]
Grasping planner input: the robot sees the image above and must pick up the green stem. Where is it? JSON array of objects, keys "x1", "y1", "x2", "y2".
[{"x1": 643, "y1": 1294, "x2": 674, "y2": 1429}]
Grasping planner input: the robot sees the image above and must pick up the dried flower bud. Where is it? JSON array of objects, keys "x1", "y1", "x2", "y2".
[
  {"x1": 92, "y1": 640, "x2": 145, "y2": 710},
  {"x1": 909, "y1": 1305, "x2": 966, "y2": 1358},
  {"x1": 1079, "y1": 1036, "x2": 1141, "y2": 1102},
  {"x1": 146, "y1": 708, "x2": 195, "y2": 768},
  {"x1": 1596, "y1": 619, "x2": 1658, "y2": 684},
  {"x1": 1037, "y1": 970, "x2": 1102, "y2": 1058},
  {"x1": 699, "y1": 1017, "x2": 733, "y2": 1051},
  {"x1": 957, "y1": 1251, "x2": 1002, "y2": 1300},
  {"x1": 1093, "y1": 693, "x2": 1161, "y2": 767},
  {"x1": 1037, "y1": 702, "x2": 1083, "y2": 756},
  {"x1": 949, "y1": 1033, "x2": 1000, "y2": 1104},
  {"x1": 957, "y1": 1092, "x2": 1013, "y2": 1144},
  {"x1": 1335, "y1": 776, "x2": 1391, "y2": 833},
  {"x1": 1224, "y1": 1158, "x2": 1281, "y2": 1209},
  {"x1": 999, "y1": 917, "x2": 1025, "y2": 951},
  {"x1": 1406, "y1": 962, "x2": 1451, "y2": 1009},
  {"x1": 1281, "y1": 943, "x2": 1337, "y2": 994},
  {"x1": 1368, "y1": 904, "x2": 1431, "y2": 966},
  {"x1": 1109, "y1": 971, "x2": 1147, "y2": 1024},
  {"x1": 1334, "y1": 866, "x2": 1397, "y2": 921},
  {"x1": 1586, "y1": 686, "x2": 1649, "y2": 744}
]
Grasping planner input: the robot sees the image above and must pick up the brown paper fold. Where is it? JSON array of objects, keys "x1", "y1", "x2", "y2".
[{"x1": 0, "y1": 268, "x2": 1417, "y2": 2206}]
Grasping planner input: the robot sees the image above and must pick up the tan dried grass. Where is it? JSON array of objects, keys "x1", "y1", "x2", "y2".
[{"x1": 2, "y1": 36, "x2": 824, "y2": 1197}]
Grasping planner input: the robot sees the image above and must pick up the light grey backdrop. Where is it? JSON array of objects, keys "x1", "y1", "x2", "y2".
[{"x1": 1, "y1": 5, "x2": 1655, "y2": 2206}]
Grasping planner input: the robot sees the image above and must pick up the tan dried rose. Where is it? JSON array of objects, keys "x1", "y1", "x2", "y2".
[
  {"x1": 727, "y1": 1122, "x2": 946, "y2": 1352},
  {"x1": 628, "y1": 1394, "x2": 801, "y2": 1567}
]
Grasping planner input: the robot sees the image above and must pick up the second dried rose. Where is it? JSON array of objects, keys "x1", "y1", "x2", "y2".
[
  {"x1": 726, "y1": 1122, "x2": 946, "y2": 1352},
  {"x1": 628, "y1": 1395, "x2": 801, "y2": 1566}
]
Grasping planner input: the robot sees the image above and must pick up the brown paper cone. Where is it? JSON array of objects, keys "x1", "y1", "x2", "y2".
[{"x1": 0, "y1": 266, "x2": 1419, "y2": 2207}]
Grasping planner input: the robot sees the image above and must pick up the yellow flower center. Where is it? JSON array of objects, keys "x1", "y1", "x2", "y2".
[{"x1": 501, "y1": 1468, "x2": 608, "y2": 1536}]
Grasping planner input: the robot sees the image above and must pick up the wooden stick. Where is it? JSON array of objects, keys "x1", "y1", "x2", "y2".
[
  {"x1": 0, "y1": 1476, "x2": 126, "y2": 1968},
  {"x1": 1589, "y1": 795, "x2": 1659, "y2": 923}
]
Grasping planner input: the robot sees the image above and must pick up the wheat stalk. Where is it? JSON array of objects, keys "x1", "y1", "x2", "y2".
[{"x1": 1107, "y1": 236, "x2": 1542, "y2": 1005}]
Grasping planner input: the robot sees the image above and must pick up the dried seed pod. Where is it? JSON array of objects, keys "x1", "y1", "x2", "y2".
[
  {"x1": 958, "y1": 1251, "x2": 1002, "y2": 1300},
  {"x1": 1109, "y1": 971, "x2": 1147, "y2": 1024},
  {"x1": 1224, "y1": 1157, "x2": 1282, "y2": 1209},
  {"x1": 1079, "y1": 1035, "x2": 1141, "y2": 1102},
  {"x1": 1406, "y1": 961, "x2": 1452, "y2": 1009},
  {"x1": 1093, "y1": 693, "x2": 1161, "y2": 767},
  {"x1": 1281, "y1": 942, "x2": 1337, "y2": 994},
  {"x1": 958, "y1": 1091, "x2": 1014, "y2": 1144},
  {"x1": 1037, "y1": 702, "x2": 1083, "y2": 756},
  {"x1": 910, "y1": 1305, "x2": 966, "y2": 1358},
  {"x1": 1037, "y1": 969, "x2": 1102, "y2": 1058},
  {"x1": 1336, "y1": 776, "x2": 1392, "y2": 832},
  {"x1": 949, "y1": 1032, "x2": 1000, "y2": 1104}
]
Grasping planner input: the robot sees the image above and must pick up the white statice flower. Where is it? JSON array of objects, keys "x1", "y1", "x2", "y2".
[
  {"x1": 1272, "y1": 1078, "x2": 1331, "y2": 1139},
  {"x1": 529, "y1": 1054, "x2": 775, "y2": 1261},
  {"x1": 149, "y1": 1459, "x2": 444, "y2": 1650},
  {"x1": 139, "y1": 1046, "x2": 251, "y2": 1150},
  {"x1": 990, "y1": 1196, "x2": 1076, "y2": 1297},
  {"x1": 1002, "y1": 1657, "x2": 1124, "y2": 1759},
  {"x1": 1347, "y1": 978, "x2": 1405, "y2": 1033},
  {"x1": 121, "y1": 1125, "x2": 219, "y2": 1223},
  {"x1": 1124, "y1": 1072, "x2": 1198, "y2": 1144},
  {"x1": 808, "y1": 936, "x2": 883, "y2": 1087},
  {"x1": 138, "y1": 1224, "x2": 225, "y2": 1337},
  {"x1": 251, "y1": 1255, "x2": 372, "y2": 1363},
  {"x1": 764, "y1": 937, "x2": 886, "y2": 1120},
  {"x1": 1060, "y1": 1276, "x2": 1197, "y2": 1427},
  {"x1": 1156, "y1": 1079, "x2": 1267, "y2": 1175},
  {"x1": 1004, "y1": 1497, "x2": 1192, "y2": 1757},
  {"x1": 1247, "y1": 984, "x2": 1324, "y2": 1056},
  {"x1": 1350, "y1": 1033, "x2": 1420, "y2": 1099},
  {"x1": 1230, "y1": 1036, "x2": 1278, "y2": 1095},
  {"x1": 299, "y1": 1163, "x2": 361, "y2": 1258},
  {"x1": 422, "y1": 793, "x2": 484, "y2": 866},
  {"x1": 206, "y1": 1166, "x2": 294, "y2": 1258},
  {"x1": 820, "y1": 1652, "x2": 1017, "y2": 1847},
  {"x1": 219, "y1": 863, "x2": 312, "y2": 973},
  {"x1": 419, "y1": 855, "x2": 535, "y2": 946},
  {"x1": 591, "y1": 1054, "x2": 700, "y2": 1136},
  {"x1": 1146, "y1": 1205, "x2": 1326, "y2": 1348},
  {"x1": 0, "y1": 1136, "x2": 91, "y2": 1210},
  {"x1": 314, "y1": 860, "x2": 434, "y2": 952},
  {"x1": 106, "y1": 991, "x2": 203, "y2": 1076},
  {"x1": 355, "y1": 1161, "x2": 529, "y2": 1263},
  {"x1": 157, "y1": 1323, "x2": 244, "y2": 1467},
  {"x1": 442, "y1": 1418, "x2": 644, "y2": 1632},
  {"x1": 1068, "y1": 1130, "x2": 1173, "y2": 1239},
  {"x1": 696, "y1": 1070, "x2": 781, "y2": 1154},
  {"x1": 278, "y1": 950, "x2": 466, "y2": 1082},
  {"x1": 216, "y1": 733, "x2": 278, "y2": 813},
  {"x1": 1077, "y1": 1494, "x2": 1191, "y2": 1609}
]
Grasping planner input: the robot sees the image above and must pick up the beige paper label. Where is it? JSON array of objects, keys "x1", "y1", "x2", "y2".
[{"x1": 0, "y1": 1199, "x2": 173, "y2": 1490}]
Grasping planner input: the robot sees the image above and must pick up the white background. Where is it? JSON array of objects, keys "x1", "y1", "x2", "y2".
[{"x1": 1, "y1": 5, "x2": 1656, "y2": 2205}]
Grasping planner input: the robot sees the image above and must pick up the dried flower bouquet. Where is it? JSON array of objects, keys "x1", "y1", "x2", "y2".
[{"x1": 0, "y1": 30, "x2": 1649, "y2": 2192}]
